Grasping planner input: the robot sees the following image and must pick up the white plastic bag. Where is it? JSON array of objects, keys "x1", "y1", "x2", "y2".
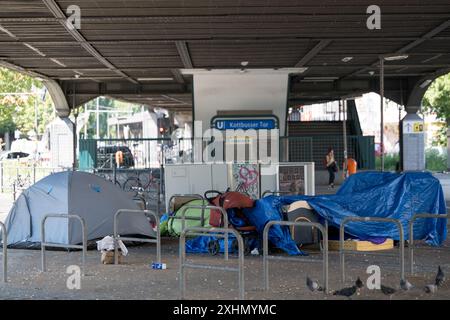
[{"x1": 96, "y1": 235, "x2": 128, "y2": 256}]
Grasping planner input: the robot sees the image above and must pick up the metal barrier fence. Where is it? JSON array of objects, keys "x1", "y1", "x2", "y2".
[
  {"x1": 178, "y1": 205, "x2": 229, "y2": 260},
  {"x1": 280, "y1": 135, "x2": 375, "y2": 170},
  {"x1": 41, "y1": 214, "x2": 87, "y2": 275},
  {"x1": 179, "y1": 226, "x2": 245, "y2": 300},
  {"x1": 261, "y1": 190, "x2": 292, "y2": 197},
  {"x1": 409, "y1": 213, "x2": 449, "y2": 274},
  {"x1": 114, "y1": 209, "x2": 161, "y2": 265},
  {"x1": 263, "y1": 220, "x2": 329, "y2": 293},
  {"x1": 340, "y1": 217, "x2": 405, "y2": 283},
  {"x1": 0, "y1": 222, "x2": 7, "y2": 282},
  {"x1": 167, "y1": 194, "x2": 204, "y2": 214},
  {"x1": 0, "y1": 162, "x2": 65, "y2": 194},
  {"x1": 79, "y1": 137, "x2": 189, "y2": 170},
  {"x1": 79, "y1": 135, "x2": 374, "y2": 171}
]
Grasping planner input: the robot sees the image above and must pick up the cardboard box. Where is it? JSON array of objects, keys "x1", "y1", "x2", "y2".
[
  {"x1": 327, "y1": 239, "x2": 394, "y2": 251},
  {"x1": 101, "y1": 251, "x2": 123, "y2": 264}
]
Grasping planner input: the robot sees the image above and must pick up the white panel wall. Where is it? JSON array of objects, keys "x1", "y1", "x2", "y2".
[{"x1": 193, "y1": 71, "x2": 289, "y2": 134}]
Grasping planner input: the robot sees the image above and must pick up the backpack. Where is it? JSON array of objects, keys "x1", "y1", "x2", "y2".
[{"x1": 205, "y1": 190, "x2": 254, "y2": 227}]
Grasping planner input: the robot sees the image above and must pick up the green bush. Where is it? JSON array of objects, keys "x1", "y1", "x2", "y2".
[
  {"x1": 375, "y1": 149, "x2": 447, "y2": 172},
  {"x1": 425, "y1": 149, "x2": 447, "y2": 172},
  {"x1": 375, "y1": 153, "x2": 399, "y2": 171}
]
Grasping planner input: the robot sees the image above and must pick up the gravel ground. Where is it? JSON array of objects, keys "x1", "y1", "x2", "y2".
[
  {"x1": 0, "y1": 179, "x2": 449, "y2": 300},
  {"x1": 0, "y1": 238, "x2": 449, "y2": 300}
]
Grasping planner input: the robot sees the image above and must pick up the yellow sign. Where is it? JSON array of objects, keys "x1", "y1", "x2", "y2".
[{"x1": 413, "y1": 122, "x2": 424, "y2": 133}]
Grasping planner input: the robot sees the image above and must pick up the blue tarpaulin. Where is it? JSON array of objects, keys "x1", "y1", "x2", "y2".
[
  {"x1": 248, "y1": 171, "x2": 447, "y2": 251},
  {"x1": 186, "y1": 171, "x2": 447, "y2": 255}
]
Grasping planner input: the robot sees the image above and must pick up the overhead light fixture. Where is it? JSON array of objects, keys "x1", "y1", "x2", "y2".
[
  {"x1": 419, "y1": 79, "x2": 433, "y2": 88},
  {"x1": 74, "y1": 74, "x2": 80, "y2": 79},
  {"x1": 280, "y1": 67, "x2": 309, "y2": 74},
  {"x1": 50, "y1": 58, "x2": 66, "y2": 67},
  {"x1": 342, "y1": 57, "x2": 354, "y2": 63},
  {"x1": 23, "y1": 43, "x2": 46, "y2": 57},
  {"x1": 302, "y1": 76, "x2": 338, "y2": 82},
  {"x1": 241, "y1": 61, "x2": 249, "y2": 67},
  {"x1": 383, "y1": 54, "x2": 409, "y2": 61},
  {"x1": 368, "y1": 71, "x2": 375, "y2": 76},
  {"x1": 137, "y1": 77, "x2": 174, "y2": 81}
]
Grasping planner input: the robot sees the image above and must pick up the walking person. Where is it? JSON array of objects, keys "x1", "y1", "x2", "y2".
[{"x1": 326, "y1": 147, "x2": 337, "y2": 188}]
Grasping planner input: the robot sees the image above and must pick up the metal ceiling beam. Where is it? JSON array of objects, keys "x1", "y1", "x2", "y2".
[
  {"x1": 41, "y1": 0, "x2": 139, "y2": 85},
  {"x1": 397, "y1": 20, "x2": 450, "y2": 53},
  {"x1": 344, "y1": 19, "x2": 450, "y2": 78},
  {"x1": 295, "y1": 40, "x2": 332, "y2": 67},
  {"x1": 0, "y1": 60, "x2": 51, "y2": 80},
  {"x1": 171, "y1": 69, "x2": 185, "y2": 84},
  {"x1": 175, "y1": 41, "x2": 193, "y2": 68}
]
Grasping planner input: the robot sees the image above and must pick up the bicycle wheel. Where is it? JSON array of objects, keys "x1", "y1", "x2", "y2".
[
  {"x1": 138, "y1": 170, "x2": 151, "y2": 190},
  {"x1": 122, "y1": 177, "x2": 142, "y2": 192}
]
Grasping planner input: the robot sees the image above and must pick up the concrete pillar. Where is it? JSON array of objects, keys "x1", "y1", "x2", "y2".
[{"x1": 400, "y1": 110, "x2": 425, "y2": 171}]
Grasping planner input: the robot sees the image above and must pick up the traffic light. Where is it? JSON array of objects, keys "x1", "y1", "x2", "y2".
[{"x1": 157, "y1": 117, "x2": 170, "y2": 138}]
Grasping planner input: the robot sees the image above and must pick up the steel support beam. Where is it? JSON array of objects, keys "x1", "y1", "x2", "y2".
[
  {"x1": 345, "y1": 20, "x2": 450, "y2": 79},
  {"x1": 295, "y1": 40, "x2": 332, "y2": 67},
  {"x1": 175, "y1": 41, "x2": 193, "y2": 69},
  {"x1": 42, "y1": 0, "x2": 138, "y2": 85}
]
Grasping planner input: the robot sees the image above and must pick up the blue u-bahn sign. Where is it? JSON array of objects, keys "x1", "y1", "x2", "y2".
[{"x1": 212, "y1": 117, "x2": 277, "y2": 130}]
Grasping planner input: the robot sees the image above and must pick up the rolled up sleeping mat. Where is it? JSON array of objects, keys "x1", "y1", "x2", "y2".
[{"x1": 287, "y1": 200, "x2": 320, "y2": 246}]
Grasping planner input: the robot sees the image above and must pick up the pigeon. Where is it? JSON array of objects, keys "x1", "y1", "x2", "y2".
[
  {"x1": 333, "y1": 286, "x2": 357, "y2": 297},
  {"x1": 380, "y1": 284, "x2": 396, "y2": 295},
  {"x1": 355, "y1": 277, "x2": 364, "y2": 289},
  {"x1": 400, "y1": 279, "x2": 413, "y2": 291},
  {"x1": 435, "y1": 265, "x2": 445, "y2": 287},
  {"x1": 424, "y1": 284, "x2": 438, "y2": 294},
  {"x1": 306, "y1": 276, "x2": 323, "y2": 292}
]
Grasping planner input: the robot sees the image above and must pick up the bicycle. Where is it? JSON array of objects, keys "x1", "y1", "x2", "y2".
[
  {"x1": 122, "y1": 169, "x2": 159, "y2": 192},
  {"x1": 95, "y1": 170, "x2": 122, "y2": 188},
  {"x1": 14, "y1": 173, "x2": 32, "y2": 189}
]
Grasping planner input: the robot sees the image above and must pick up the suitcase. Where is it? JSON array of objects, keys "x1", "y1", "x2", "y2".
[{"x1": 287, "y1": 201, "x2": 320, "y2": 246}]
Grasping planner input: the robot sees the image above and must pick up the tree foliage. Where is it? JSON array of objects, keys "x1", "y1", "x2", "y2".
[
  {"x1": 423, "y1": 73, "x2": 450, "y2": 146},
  {"x1": 0, "y1": 67, "x2": 55, "y2": 136}
]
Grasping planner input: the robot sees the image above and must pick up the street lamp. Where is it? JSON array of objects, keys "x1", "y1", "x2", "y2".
[{"x1": 379, "y1": 54, "x2": 409, "y2": 171}]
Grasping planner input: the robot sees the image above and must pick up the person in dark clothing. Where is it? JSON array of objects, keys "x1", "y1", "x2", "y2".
[{"x1": 326, "y1": 147, "x2": 337, "y2": 188}]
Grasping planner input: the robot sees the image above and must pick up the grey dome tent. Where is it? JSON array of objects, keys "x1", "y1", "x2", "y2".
[{"x1": 4, "y1": 171, "x2": 155, "y2": 248}]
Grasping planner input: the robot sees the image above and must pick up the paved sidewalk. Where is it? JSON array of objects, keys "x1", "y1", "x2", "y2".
[{"x1": 0, "y1": 192, "x2": 13, "y2": 222}]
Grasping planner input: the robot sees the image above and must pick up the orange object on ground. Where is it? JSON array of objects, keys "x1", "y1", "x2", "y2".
[{"x1": 347, "y1": 158, "x2": 357, "y2": 175}]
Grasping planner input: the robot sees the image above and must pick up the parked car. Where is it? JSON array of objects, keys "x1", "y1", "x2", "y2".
[
  {"x1": 97, "y1": 146, "x2": 135, "y2": 168},
  {"x1": 0, "y1": 151, "x2": 31, "y2": 162}
]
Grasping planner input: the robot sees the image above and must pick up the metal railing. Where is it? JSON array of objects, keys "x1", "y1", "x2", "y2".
[
  {"x1": 179, "y1": 226, "x2": 245, "y2": 300},
  {"x1": 263, "y1": 220, "x2": 329, "y2": 293},
  {"x1": 409, "y1": 213, "x2": 449, "y2": 274},
  {"x1": 0, "y1": 162, "x2": 66, "y2": 194},
  {"x1": 167, "y1": 194, "x2": 204, "y2": 214},
  {"x1": 261, "y1": 190, "x2": 292, "y2": 198},
  {"x1": 280, "y1": 135, "x2": 375, "y2": 170},
  {"x1": 340, "y1": 216, "x2": 405, "y2": 283},
  {"x1": 0, "y1": 222, "x2": 7, "y2": 282},
  {"x1": 114, "y1": 209, "x2": 161, "y2": 265},
  {"x1": 178, "y1": 205, "x2": 229, "y2": 260},
  {"x1": 41, "y1": 214, "x2": 87, "y2": 275}
]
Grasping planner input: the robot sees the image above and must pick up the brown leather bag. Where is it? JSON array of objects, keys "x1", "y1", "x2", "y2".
[{"x1": 208, "y1": 191, "x2": 254, "y2": 227}]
